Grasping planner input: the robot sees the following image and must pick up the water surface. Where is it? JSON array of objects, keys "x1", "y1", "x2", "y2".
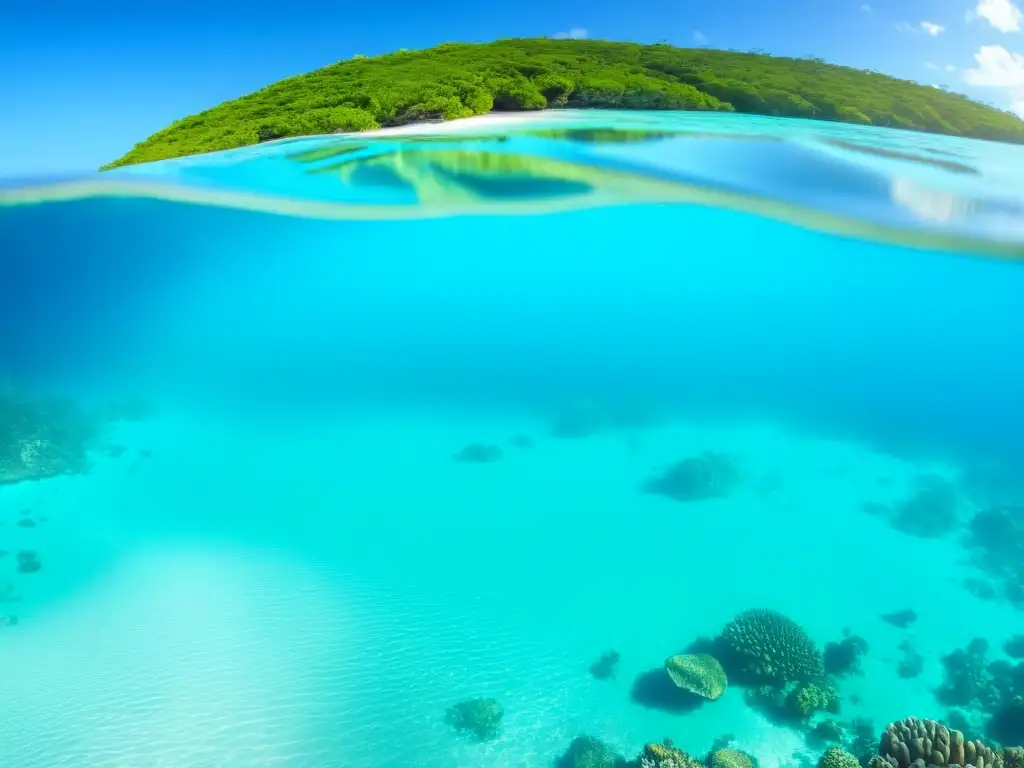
[{"x1": 0, "y1": 110, "x2": 1022, "y2": 767}]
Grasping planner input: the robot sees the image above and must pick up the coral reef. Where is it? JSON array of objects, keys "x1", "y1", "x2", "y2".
[
  {"x1": 897, "y1": 641, "x2": 925, "y2": 679},
  {"x1": 743, "y1": 684, "x2": 791, "y2": 724},
  {"x1": 808, "y1": 720, "x2": 846, "y2": 747},
  {"x1": 509, "y1": 434, "x2": 533, "y2": 449},
  {"x1": 644, "y1": 452, "x2": 740, "y2": 503},
  {"x1": 453, "y1": 443, "x2": 502, "y2": 463},
  {"x1": 965, "y1": 578, "x2": 998, "y2": 601},
  {"x1": 878, "y1": 717, "x2": 1002, "y2": 768},
  {"x1": 444, "y1": 697, "x2": 503, "y2": 741},
  {"x1": 966, "y1": 506, "x2": 1024, "y2": 610},
  {"x1": 1006, "y1": 637, "x2": 1024, "y2": 660},
  {"x1": 1002, "y1": 747, "x2": 1024, "y2": 768},
  {"x1": 846, "y1": 717, "x2": 879, "y2": 764},
  {"x1": 590, "y1": 650, "x2": 621, "y2": 680},
  {"x1": 716, "y1": 609, "x2": 823, "y2": 686},
  {"x1": 16, "y1": 551, "x2": 40, "y2": 574},
  {"x1": 935, "y1": 639, "x2": 1002, "y2": 711},
  {"x1": 550, "y1": 401, "x2": 607, "y2": 439},
  {"x1": 820, "y1": 747, "x2": 861, "y2": 768},
  {"x1": 890, "y1": 475, "x2": 961, "y2": 538},
  {"x1": 557, "y1": 735, "x2": 627, "y2": 768},
  {"x1": 549, "y1": 400, "x2": 660, "y2": 440},
  {"x1": 665, "y1": 653, "x2": 728, "y2": 701},
  {"x1": 988, "y1": 695, "x2": 1024, "y2": 746},
  {"x1": 708, "y1": 748, "x2": 754, "y2": 768},
  {"x1": 787, "y1": 680, "x2": 841, "y2": 719},
  {"x1": 825, "y1": 634, "x2": 869, "y2": 677},
  {"x1": 636, "y1": 741, "x2": 703, "y2": 768},
  {"x1": 742, "y1": 678, "x2": 838, "y2": 725},
  {"x1": 882, "y1": 610, "x2": 918, "y2": 629},
  {"x1": 0, "y1": 388, "x2": 98, "y2": 485}
]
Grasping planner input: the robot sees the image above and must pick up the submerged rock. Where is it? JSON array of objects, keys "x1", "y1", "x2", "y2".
[
  {"x1": 444, "y1": 697, "x2": 503, "y2": 741},
  {"x1": 644, "y1": 451, "x2": 739, "y2": 503},
  {"x1": 453, "y1": 443, "x2": 502, "y2": 463}
]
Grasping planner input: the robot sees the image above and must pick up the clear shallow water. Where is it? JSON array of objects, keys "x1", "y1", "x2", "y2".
[{"x1": 1, "y1": 110, "x2": 1023, "y2": 767}]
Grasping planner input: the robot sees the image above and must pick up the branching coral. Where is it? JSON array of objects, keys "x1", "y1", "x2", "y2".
[
  {"x1": 637, "y1": 741, "x2": 703, "y2": 768},
  {"x1": 820, "y1": 747, "x2": 861, "y2": 768},
  {"x1": 717, "y1": 609, "x2": 823, "y2": 686},
  {"x1": 788, "y1": 680, "x2": 840, "y2": 719}
]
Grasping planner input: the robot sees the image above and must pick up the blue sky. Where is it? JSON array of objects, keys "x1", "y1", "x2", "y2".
[{"x1": 2, "y1": 0, "x2": 1023, "y2": 176}]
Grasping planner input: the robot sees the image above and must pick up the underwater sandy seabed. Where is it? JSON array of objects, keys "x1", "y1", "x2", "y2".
[{"x1": 0, "y1": 402, "x2": 1018, "y2": 768}]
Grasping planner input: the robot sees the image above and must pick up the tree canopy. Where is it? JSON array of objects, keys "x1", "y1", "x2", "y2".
[{"x1": 102, "y1": 38, "x2": 1024, "y2": 168}]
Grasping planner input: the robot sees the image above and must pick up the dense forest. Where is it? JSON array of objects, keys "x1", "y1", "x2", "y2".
[{"x1": 103, "y1": 38, "x2": 1024, "y2": 168}]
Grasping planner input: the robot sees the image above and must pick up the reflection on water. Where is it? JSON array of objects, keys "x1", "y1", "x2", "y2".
[{"x1": 1, "y1": 110, "x2": 1024, "y2": 767}]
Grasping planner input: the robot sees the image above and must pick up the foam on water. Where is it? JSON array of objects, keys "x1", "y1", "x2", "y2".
[{"x1": 1, "y1": 111, "x2": 1023, "y2": 767}]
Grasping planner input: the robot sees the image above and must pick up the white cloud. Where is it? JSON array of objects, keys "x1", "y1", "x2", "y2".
[
  {"x1": 971, "y1": 0, "x2": 1022, "y2": 32},
  {"x1": 553, "y1": 27, "x2": 588, "y2": 39},
  {"x1": 861, "y1": 3, "x2": 872, "y2": 11},
  {"x1": 897, "y1": 20, "x2": 946, "y2": 34},
  {"x1": 693, "y1": 30, "x2": 708, "y2": 44},
  {"x1": 964, "y1": 44, "x2": 1024, "y2": 86},
  {"x1": 963, "y1": 45, "x2": 1024, "y2": 117},
  {"x1": 945, "y1": 64, "x2": 957, "y2": 72},
  {"x1": 925, "y1": 61, "x2": 940, "y2": 70}
]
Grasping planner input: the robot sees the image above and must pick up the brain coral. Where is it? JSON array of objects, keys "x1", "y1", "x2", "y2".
[
  {"x1": 717, "y1": 609, "x2": 824, "y2": 685},
  {"x1": 878, "y1": 717, "x2": 1002, "y2": 768},
  {"x1": 820, "y1": 748, "x2": 861, "y2": 768},
  {"x1": 665, "y1": 653, "x2": 728, "y2": 700}
]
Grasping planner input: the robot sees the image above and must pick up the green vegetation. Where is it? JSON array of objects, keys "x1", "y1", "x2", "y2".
[{"x1": 104, "y1": 38, "x2": 1024, "y2": 168}]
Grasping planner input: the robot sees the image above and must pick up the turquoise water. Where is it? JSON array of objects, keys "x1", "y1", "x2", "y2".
[{"x1": 1, "y1": 110, "x2": 1024, "y2": 767}]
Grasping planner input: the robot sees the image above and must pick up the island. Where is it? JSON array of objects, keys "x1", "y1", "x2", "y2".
[{"x1": 102, "y1": 38, "x2": 1024, "y2": 169}]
